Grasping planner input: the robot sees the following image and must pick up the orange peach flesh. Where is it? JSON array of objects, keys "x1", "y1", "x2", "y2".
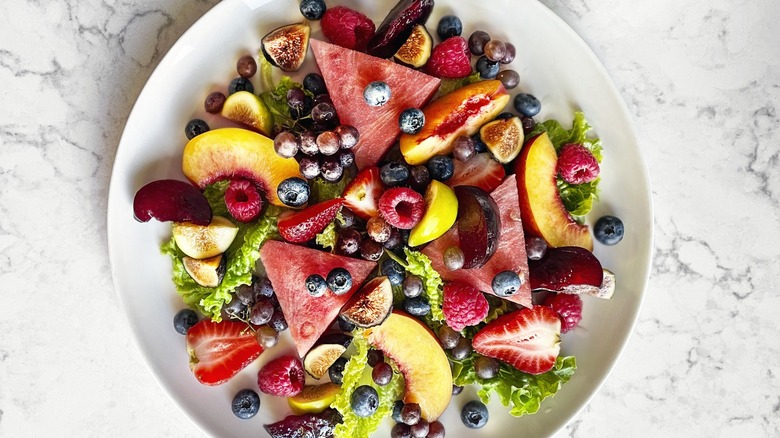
[{"x1": 366, "y1": 312, "x2": 452, "y2": 421}]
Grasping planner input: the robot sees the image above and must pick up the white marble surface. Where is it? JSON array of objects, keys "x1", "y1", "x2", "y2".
[{"x1": 1, "y1": 0, "x2": 779, "y2": 436}]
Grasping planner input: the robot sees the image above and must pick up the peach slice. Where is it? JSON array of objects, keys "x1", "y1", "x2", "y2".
[
  {"x1": 515, "y1": 132, "x2": 593, "y2": 250},
  {"x1": 365, "y1": 311, "x2": 452, "y2": 421},
  {"x1": 400, "y1": 80, "x2": 509, "y2": 165},
  {"x1": 182, "y1": 128, "x2": 303, "y2": 207}
]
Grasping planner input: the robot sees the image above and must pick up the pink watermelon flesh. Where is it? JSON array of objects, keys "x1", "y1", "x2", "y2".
[
  {"x1": 423, "y1": 175, "x2": 532, "y2": 307},
  {"x1": 260, "y1": 240, "x2": 377, "y2": 356},
  {"x1": 310, "y1": 39, "x2": 441, "y2": 169}
]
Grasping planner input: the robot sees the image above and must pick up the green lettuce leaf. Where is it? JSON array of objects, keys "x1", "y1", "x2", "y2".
[
  {"x1": 452, "y1": 355, "x2": 576, "y2": 417},
  {"x1": 331, "y1": 331, "x2": 405, "y2": 438},
  {"x1": 310, "y1": 176, "x2": 351, "y2": 204},
  {"x1": 315, "y1": 221, "x2": 338, "y2": 251},
  {"x1": 160, "y1": 182, "x2": 280, "y2": 320},
  {"x1": 401, "y1": 249, "x2": 444, "y2": 323},
  {"x1": 529, "y1": 112, "x2": 603, "y2": 218},
  {"x1": 436, "y1": 71, "x2": 481, "y2": 97},
  {"x1": 258, "y1": 57, "x2": 312, "y2": 132}
]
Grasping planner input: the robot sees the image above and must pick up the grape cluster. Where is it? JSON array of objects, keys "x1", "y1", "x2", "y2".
[
  {"x1": 467, "y1": 30, "x2": 518, "y2": 88},
  {"x1": 272, "y1": 73, "x2": 360, "y2": 183},
  {"x1": 221, "y1": 275, "x2": 287, "y2": 342}
]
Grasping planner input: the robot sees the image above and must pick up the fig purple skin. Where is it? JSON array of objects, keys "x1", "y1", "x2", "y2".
[
  {"x1": 454, "y1": 185, "x2": 501, "y2": 269},
  {"x1": 264, "y1": 409, "x2": 342, "y2": 438},
  {"x1": 528, "y1": 246, "x2": 603, "y2": 291},
  {"x1": 367, "y1": 0, "x2": 435, "y2": 59},
  {"x1": 133, "y1": 179, "x2": 212, "y2": 225}
]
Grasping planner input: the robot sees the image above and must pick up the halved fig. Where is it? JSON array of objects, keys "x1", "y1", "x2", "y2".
[
  {"x1": 133, "y1": 179, "x2": 211, "y2": 225},
  {"x1": 554, "y1": 269, "x2": 616, "y2": 299},
  {"x1": 221, "y1": 91, "x2": 273, "y2": 137},
  {"x1": 528, "y1": 246, "x2": 603, "y2": 291},
  {"x1": 172, "y1": 216, "x2": 238, "y2": 259},
  {"x1": 288, "y1": 383, "x2": 342, "y2": 414},
  {"x1": 455, "y1": 186, "x2": 501, "y2": 269},
  {"x1": 479, "y1": 116, "x2": 524, "y2": 163},
  {"x1": 367, "y1": 0, "x2": 435, "y2": 59},
  {"x1": 303, "y1": 342, "x2": 347, "y2": 379},
  {"x1": 394, "y1": 24, "x2": 432, "y2": 68},
  {"x1": 262, "y1": 22, "x2": 310, "y2": 72},
  {"x1": 339, "y1": 276, "x2": 393, "y2": 328},
  {"x1": 182, "y1": 254, "x2": 225, "y2": 287}
]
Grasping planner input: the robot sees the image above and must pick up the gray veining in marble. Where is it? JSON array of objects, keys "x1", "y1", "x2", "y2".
[{"x1": 1, "y1": 0, "x2": 779, "y2": 436}]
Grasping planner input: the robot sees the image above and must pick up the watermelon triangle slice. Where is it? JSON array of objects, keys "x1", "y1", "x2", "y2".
[
  {"x1": 310, "y1": 39, "x2": 441, "y2": 169},
  {"x1": 423, "y1": 175, "x2": 532, "y2": 307},
  {"x1": 260, "y1": 240, "x2": 377, "y2": 356}
]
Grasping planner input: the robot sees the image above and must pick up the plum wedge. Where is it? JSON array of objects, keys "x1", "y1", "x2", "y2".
[{"x1": 133, "y1": 179, "x2": 211, "y2": 225}]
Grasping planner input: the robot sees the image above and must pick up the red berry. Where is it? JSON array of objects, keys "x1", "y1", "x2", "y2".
[
  {"x1": 544, "y1": 293, "x2": 583, "y2": 333},
  {"x1": 425, "y1": 37, "x2": 472, "y2": 79},
  {"x1": 321, "y1": 6, "x2": 376, "y2": 51},
  {"x1": 225, "y1": 180, "x2": 263, "y2": 222},
  {"x1": 257, "y1": 355, "x2": 305, "y2": 397},
  {"x1": 278, "y1": 198, "x2": 344, "y2": 243},
  {"x1": 442, "y1": 282, "x2": 489, "y2": 332},
  {"x1": 378, "y1": 187, "x2": 425, "y2": 230},
  {"x1": 556, "y1": 143, "x2": 600, "y2": 184}
]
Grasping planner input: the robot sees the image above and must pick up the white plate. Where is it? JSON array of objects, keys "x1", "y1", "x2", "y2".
[{"x1": 107, "y1": 0, "x2": 653, "y2": 436}]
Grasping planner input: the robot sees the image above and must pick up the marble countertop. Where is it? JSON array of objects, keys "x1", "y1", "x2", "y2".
[{"x1": 1, "y1": 0, "x2": 778, "y2": 436}]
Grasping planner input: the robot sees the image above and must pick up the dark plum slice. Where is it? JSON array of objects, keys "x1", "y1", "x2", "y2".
[
  {"x1": 133, "y1": 179, "x2": 212, "y2": 225},
  {"x1": 454, "y1": 186, "x2": 501, "y2": 269},
  {"x1": 528, "y1": 246, "x2": 603, "y2": 291},
  {"x1": 367, "y1": 0, "x2": 435, "y2": 59},
  {"x1": 264, "y1": 408, "x2": 342, "y2": 438}
]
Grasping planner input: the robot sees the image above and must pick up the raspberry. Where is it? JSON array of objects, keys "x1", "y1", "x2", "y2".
[
  {"x1": 225, "y1": 179, "x2": 263, "y2": 222},
  {"x1": 442, "y1": 282, "x2": 489, "y2": 332},
  {"x1": 378, "y1": 187, "x2": 425, "y2": 230},
  {"x1": 257, "y1": 355, "x2": 305, "y2": 397},
  {"x1": 321, "y1": 6, "x2": 376, "y2": 51},
  {"x1": 544, "y1": 293, "x2": 583, "y2": 333},
  {"x1": 556, "y1": 143, "x2": 600, "y2": 184},
  {"x1": 425, "y1": 37, "x2": 472, "y2": 79}
]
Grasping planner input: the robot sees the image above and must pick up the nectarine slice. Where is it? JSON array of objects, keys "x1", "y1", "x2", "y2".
[
  {"x1": 365, "y1": 312, "x2": 452, "y2": 421},
  {"x1": 515, "y1": 132, "x2": 593, "y2": 250},
  {"x1": 182, "y1": 128, "x2": 303, "y2": 207}
]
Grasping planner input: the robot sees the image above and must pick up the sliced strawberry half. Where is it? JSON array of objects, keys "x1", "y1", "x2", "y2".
[
  {"x1": 278, "y1": 198, "x2": 344, "y2": 243},
  {"x1": 472, "y1": 306, "x2": 561, "y2": 375},
  {"x1": 342, "y1": 166, "x2": 385, "y2": 219},
  {"x1": 186, "y1": 318, "x2": 263, "y2": 385},
  {"x1": 447, "y1": 153, "x2": 506, "y2": 193}
]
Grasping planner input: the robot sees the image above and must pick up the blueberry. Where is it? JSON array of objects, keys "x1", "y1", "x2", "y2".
[
  {"x1": 228, "y1": 76, "x2": 254, "y2": 95},
  {"x1": 476, "y1": 56, "x2": 499, "y2": 79},
  {"x1": 351, "y1": 385, "x2": 379, "y2": 417},
  {"x1": 380, "y1": 161, "x2": 410, "y2": 187},
  {"x1": 173, "y1": 309, "x2": 198, "y2": 335},
  {"x1": 338, "y1": 149, "x2": 355, "y2": 168},
  {"x1": 437, "y1": 15, "x2": 463, "y2": 40},
  {"x1": 513, "y1": 93, "x2": 541, "y2": 117},
  {"x1": 184, "y1": 119, "x2": 209, "y2": 140},
  {"x1": 327, "y1": 267, "x2": 353, "y2": 295},
  {"x1": 392, "y1": 400, "x2": 405, "y2": 423},
  {"x1": 472, "y1": 135, "x2": 487, "y2": 153},
  {"x1": 381, "y1": 259, "x2": 405, "y2": 286},
  {"x1": 268, "y1": 309, "x2": 288, "y2": 332},
  {"x1": 329, "y1": 357, "x2": 348, "y2": 384},
  {"x1": 461, "y1": 400, "x2": 489, "y2": 429},
  {"x1": 496, "y1": 111, "x2": 515, "y2": 120},
  {"x1": 231, "y1": 389, "x2": 261, "y2": 419},
  {"x1": 303, "y1": 72, "x2": 327, "y2": 95},
  {"x1": 337, "y1": 315, "x2": 356, "y2": 332},
  {"x1": 492, "y1": 270, "x2": 522, "y2": 297},
  {"x1": 305, "y1": 274, "x2": 328, "y2": 297},
  {"x1": 398, "y1": 108, "x2": 425, "y2": 135},
  {"x1": 594, "y1": 215, "x2": 624, "y2": 245},
  {"x1": 277, "y1": 177, "x2": 310, "y2": 207},
  {"x1": 427, "y1": 155, "x2": 454, "y2": 181},
  {"x1": 364, "y1": 81, "x2": 391, "y2": 107},
  {"x1": 299, "y1": 0, "x2": 326, "y2": 20},
  {"x1": 403, "y1": 296, "x2": 430, "y2": 316}
]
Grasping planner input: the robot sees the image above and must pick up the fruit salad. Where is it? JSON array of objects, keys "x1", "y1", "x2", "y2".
[{"x1": 132, "y1": 0, "x2": 626, "y2": 437}]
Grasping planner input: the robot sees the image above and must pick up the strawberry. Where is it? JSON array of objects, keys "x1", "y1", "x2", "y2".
[
  {"x1": 321, "y1": 6, "x2": 376, "y2": 51},
  {"x1": 186, "y1": 318, "x2": 263, "y2": 385},
  {"x1": 472, "y1": 306, "x2": 561, "y2": 375},
  {"x1": 425, "y1": 36, "x2": 472, "y2": 79},
  {"x1": 447, "y1": 153, "x2": 506, "y2": 193},
  {"x1": 342, "y1": 166, "x2": 385, "y2": 220},
  {"x1": 278, "y1": 198, "x2": 344, "y2": 243}
]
